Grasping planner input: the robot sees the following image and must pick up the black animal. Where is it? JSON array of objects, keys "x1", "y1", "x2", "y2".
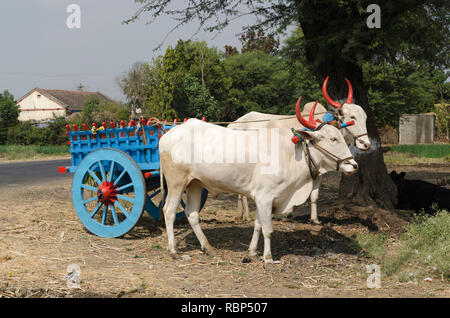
[{"x1": 389, "y1": 170, "x2": 450, "y2": 213}]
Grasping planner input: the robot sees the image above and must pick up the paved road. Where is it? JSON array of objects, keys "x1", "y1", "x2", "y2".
[{"x1": 0, "y1": 159, "x2": 72, "y2": 188}]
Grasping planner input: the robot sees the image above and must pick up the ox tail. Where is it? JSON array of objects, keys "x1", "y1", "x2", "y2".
[{"x1": 159, "y1": 163, "x2": 165, "y2": 221}]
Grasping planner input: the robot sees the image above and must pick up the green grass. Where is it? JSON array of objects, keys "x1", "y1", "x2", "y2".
[
  {"x1": 388, "y1": 144, "x2": 450, "y2": 159},
  {"x1": 356, "y1": 210, "x2": 450, "y2": 281},
  {"x1": 0, "y1": 145, "x2": 69, "y2": 160}
]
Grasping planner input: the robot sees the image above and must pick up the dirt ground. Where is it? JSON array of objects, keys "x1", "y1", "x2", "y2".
[{"x1": 0, "y1": 163, "x2": 449, "y2": 298}]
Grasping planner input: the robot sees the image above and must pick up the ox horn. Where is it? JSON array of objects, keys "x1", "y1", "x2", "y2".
[
  {"x1": 322, "y1": 76, "x2": 353, "y2": 108},
  {"x1": 295, "y1": 97, "x2": 318, "y2": 130}
]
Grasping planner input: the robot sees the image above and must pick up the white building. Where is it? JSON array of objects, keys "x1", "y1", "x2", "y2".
[{"x1": 17, "y1": 88, "x2": 113, "y2": 122}]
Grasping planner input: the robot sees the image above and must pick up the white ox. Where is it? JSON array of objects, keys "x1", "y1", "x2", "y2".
[
  {"x1": 228, "y1": 77, "x2": 371, "y2": 224},
  {"x1": 159, "y1": 105, "x2": 358, "y2": 263}
]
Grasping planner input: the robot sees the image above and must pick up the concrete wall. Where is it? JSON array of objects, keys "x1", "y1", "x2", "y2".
[
  {"x1": 399, "y1": 114, "x2": 435, "y2": 144},
  {"x1": 18, "y1": 91, "x2": 66, "y2": 122}
]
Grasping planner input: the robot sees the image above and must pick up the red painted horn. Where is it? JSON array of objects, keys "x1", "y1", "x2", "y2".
[
  {"x1": 295, "y1": 97, "x2": 318, "y2": 130},
  {"x1": 322, "y1": 76, "x2": 354, "y2": 108},
  {"x1": 345, "y1": 78, "x2": 353, "y2": 104}
]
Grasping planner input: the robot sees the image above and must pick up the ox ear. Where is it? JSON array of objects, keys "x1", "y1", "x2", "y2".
[{"x1": 297, "y1": 130, "x2": 317, "y2": 141}]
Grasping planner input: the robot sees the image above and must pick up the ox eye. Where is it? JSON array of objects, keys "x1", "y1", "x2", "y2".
[
  {"x1": 330, "y1": 137, "x2": 338, "y2": 142},
  {"x1": 350, "y1": 116, "x2": 356, "y2": 120}
]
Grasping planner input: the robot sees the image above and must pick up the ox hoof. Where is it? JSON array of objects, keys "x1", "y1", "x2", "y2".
[
  {"x1": 310, "y1": 219, "x2": 322, "y2": 225},
  {"x1": 202, "y1": 245, "x2": 216, "y2": 256},
  {"x1": 169, "y1": 252, "x2": 180, "y2": 260},
  {"x1": 247, "y1": 254, "x2": 260, "y2": 262},
  {"x1": 264, "y1": 261, "x2": 280, "y2": 271}
]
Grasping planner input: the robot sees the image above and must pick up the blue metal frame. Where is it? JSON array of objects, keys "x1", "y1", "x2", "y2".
[{"x1": 66, "y1": 124, "x2": 175, "y2": 173}]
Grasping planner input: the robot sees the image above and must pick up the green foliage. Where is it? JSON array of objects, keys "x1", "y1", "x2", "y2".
[
  {"x1": 357, "y1": 232, "x2": 388, "y2": 259},
  {"x1": 137, "y1": 40, "x2": 231, "y2": 120},
  {"x1": 434, "y1": 103, "x2": 449, "y2": 142},
  {"x1": 6, "y1": 116, "x2": 68, "y2": 146},
  {"x1": 388, "y1": 144, "x2": 450, "y2": 159},
  {"x1": 78, "y1": 97, "x2": 131, "y2": 124},
  {"x1": 0, "y1": 144, "x2": 69, "y2": 160},
  {"x1": 386, "y1": 211, "x2": 450, "y2": 279},
  {"x1": 356, "y1": 210, "x2": 450, "y2": 280},
  {"x1": 222, "y1": 51, "x2": 293, "y2": 119},
  {"x1": 364, "y1": 61, "x2": 447, "y2": 127},
  {"x1": 182, "y1": 74, "x2": 219, "y2": 120},
  {"x1": 0, "y1": 90, "x2": 19, "y2": 144}
]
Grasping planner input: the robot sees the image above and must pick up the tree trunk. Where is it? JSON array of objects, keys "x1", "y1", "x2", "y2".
[{"x1": 315, "y1": 61, "x2": 397, "y2": 208}]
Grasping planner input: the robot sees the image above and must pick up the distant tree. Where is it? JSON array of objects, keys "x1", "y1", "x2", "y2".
[
  {"x1": 224, "y1": 45, "x2": 238, "y2": 59},
  {"x1": 0, "y1": 90, "x2": 19, "y2": 144},
  {"x1": 364, "y1": 60, "x2": 448, "y2": 128},
  {"x1": 117, "y1": 62, "x2": 152, "y2": 118},
  {"x1": 82, "y1": 97, "x2": 101, "y2": 121},
  {"x1": 143, "y1": 40, "x2": 230, "y2": 120},
  {"x1": 183, "y1": 74, "x2": 219, "y2": 120},
  {"x1": 240, "y1": 27, "x2": 280, "y2": 56},
  {"x1": 222, "y1": 50, "x2": 291, "y2": 120},
  {"x1": 79, "y1": 97, "x2": 130, "y2": 124}
]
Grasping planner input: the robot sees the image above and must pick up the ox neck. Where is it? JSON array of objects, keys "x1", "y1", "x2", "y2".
[{"x1": 307, "y1": 140, "x2": 353, "y2": 173}]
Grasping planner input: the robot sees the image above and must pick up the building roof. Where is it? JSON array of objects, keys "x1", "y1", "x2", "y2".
[{"x1": 17, "y1": 88, "x2": 114, "y2": 112}]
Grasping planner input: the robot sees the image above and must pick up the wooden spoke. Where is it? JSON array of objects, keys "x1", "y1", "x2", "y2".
[
  {"x1": 81, "y1": 184, "x2": 98, "y2": 192},
  {"x1": 108, "y1": 161, "x2": 115, "y2": 182},
  {"x1": 101, "y1": 205, "x2": 108, "y2": 225},
  {"x1": 116, "y1": 183, "x2": 133, "y2": 192},
  {"x1": 115, "y1": 200, "x2": 129, "y2": 218},
  {"x1": 117, "y1": 194, "x2": 134, "y2": 203},
  {"x1": 82, "y1": 196, "x2": 97, "y2": 205},
  {"x1": 87, "y1": 169, "x2": 102, "y2": 185},
  {"x1": 90, "y1": 202, "x2": 103, "y2": 218}
]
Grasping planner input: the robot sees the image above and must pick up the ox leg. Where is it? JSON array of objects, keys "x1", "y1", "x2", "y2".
[
  {"x1": 242, "y1": 196, "x2": 251, "y2": 221},
  {"x1": 248, "y1": 216, "x2": 262, "y2": 258},
  {"x1": 236, "y1": 195, "x2": 252, "y2": 222},
  {"x1": 310, "y1": 176, "x2": 322, "y2": 225},
  {"x1": 255, "y1": 199, "x2": 278, "y2": 264},
  {"x1": 185, "y1": 182, "x2": 214, "y2": 254},
  {"x1": 163, "y1": 188, "x2": 184, "y2": 257},
  {"x1": 236, "y1": 195, "x2": 244, "y2": 221}
]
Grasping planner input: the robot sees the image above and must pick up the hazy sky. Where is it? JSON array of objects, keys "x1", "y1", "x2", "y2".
[{"x1": 0, "y1": 0, "x2": 258, "y2": 101}]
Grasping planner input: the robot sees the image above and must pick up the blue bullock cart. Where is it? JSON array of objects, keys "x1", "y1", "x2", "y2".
[{"x1": 59, "y1": 120, "x2": 207, "y2": 238}]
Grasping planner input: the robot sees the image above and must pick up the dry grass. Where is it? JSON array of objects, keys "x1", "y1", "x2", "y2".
[{"x1": 1, "y1": 176, "x2": 449, "y2": 298}]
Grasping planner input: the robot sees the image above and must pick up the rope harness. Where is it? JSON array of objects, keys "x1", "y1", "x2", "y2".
[
  {"x1": 291, "y1": 128, "x2": 354, "y2": 179},
  {"x1": 332, "y1": 107, "x2": 370, "y2": 147}
]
